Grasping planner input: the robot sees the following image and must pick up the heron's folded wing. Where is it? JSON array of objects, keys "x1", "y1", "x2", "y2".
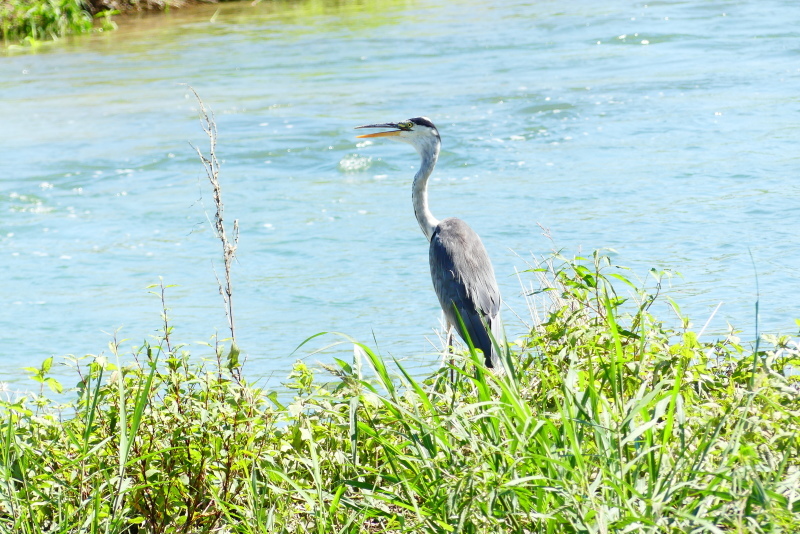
[{"x1": 429, "y1": 218, "x2": 501, "y2": 360}]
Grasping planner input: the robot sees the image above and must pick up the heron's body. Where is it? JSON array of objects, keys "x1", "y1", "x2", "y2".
[
  {"x1": 430, "y1": 217, "x2": 502, "y2": 368},
  {"x1": 356, "y1": 117, "x2": 502, "y2": 369}
]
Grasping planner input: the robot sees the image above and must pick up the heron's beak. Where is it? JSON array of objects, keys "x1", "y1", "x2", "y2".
[{"x1": 355, "y1": 122, "x2": 402, "y2": 138}]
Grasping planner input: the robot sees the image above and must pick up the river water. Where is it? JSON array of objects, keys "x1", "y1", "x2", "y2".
[{"x1": 1, "y1": 0, "x2": 798, "y2": 391}]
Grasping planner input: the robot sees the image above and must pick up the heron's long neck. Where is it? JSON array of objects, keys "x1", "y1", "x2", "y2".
[{"x1": 412, "y1": 139, "x2": 441, "y2": 242}]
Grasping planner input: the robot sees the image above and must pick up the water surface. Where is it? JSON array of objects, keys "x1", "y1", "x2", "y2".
[{"x1": 2, "y1": 0, "x2": 799, "y2": 390}]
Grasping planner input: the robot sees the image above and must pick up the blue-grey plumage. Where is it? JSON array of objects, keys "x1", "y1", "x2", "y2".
[
  {"x1": 356, "y1": 117, "x2": 503, "y2": 369},
  {"x1": 430, "y1": 218, "x2": 502, "y2": 368}
]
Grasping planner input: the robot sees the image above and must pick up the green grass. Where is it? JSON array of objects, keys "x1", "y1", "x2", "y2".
[
  {"x1": 1, "y1": 0, "x2": 95, "y2": 45},
  {"x1": 1, "y1": 253, "x2": 799, "y2": 533},
  {"x1": 0, "y1": 0, "x2": 165, "y2": 46}
]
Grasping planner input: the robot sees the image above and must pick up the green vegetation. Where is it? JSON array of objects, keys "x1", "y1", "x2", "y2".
[
  {"x1": 1, "y1": 252, "x2": 798, "y2": 533},
  {"x1": 0, "y1": 0, "x2": 412, "y2": 46},
  {"x1": 1, "y1": 0, "x2": 179, "y2": 46},
  {"x1": 1, "y1": 0, "x2": 95, "y2": 44}
]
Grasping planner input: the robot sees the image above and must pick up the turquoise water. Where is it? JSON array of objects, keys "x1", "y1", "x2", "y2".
[{"x1": 2, "y1": 0, "x2": 799, "y2": 390}]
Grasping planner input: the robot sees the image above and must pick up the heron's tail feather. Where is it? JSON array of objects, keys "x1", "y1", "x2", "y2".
[
  {"x1": 485, "y1": 314, "x2": 504, "y2": 373},
  {"x1": 454, "y1": 310, "x2": 503, "y2": 371}
]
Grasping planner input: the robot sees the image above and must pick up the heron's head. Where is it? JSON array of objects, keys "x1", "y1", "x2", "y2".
[{"x1": 355, "y1": 117, "x2": 440, "y2": 155}]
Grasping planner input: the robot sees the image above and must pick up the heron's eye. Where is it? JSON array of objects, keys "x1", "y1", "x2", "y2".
[{"x1": 399, "y1": 121, "x2": 413, "y2": 130}]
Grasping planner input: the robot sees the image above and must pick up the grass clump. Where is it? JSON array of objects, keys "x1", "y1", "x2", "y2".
[
  {"x1": 1, "y1": 0, "x2": 205, "y2": 46},
  {"x1": 1, "y1": 0, "x2": 95, "y2": 44},
  {"x1": 1, "y1": 252, "x2": 799, "y2": 533}
]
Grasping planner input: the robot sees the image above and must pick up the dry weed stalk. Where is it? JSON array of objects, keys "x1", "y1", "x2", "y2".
[{"x1": 187, "y1": 86, "x2": 240, "y2": 358}]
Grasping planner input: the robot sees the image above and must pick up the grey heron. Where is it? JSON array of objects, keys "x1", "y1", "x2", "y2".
[{"x1": 355, "y1": 117, "x2": 503, "y2": 370}]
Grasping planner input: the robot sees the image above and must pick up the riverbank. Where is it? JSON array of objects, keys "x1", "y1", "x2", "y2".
[
  {"x1": 1, "y1": 0, "x2": 215, "y2": 44},
  {"x1": 2, "y1": 252, "x2": 799, "y2": 532}
]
